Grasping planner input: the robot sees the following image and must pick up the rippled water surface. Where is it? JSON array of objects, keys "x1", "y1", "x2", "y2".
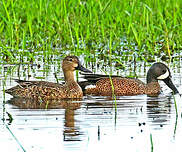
[{"x1": 0, "y1": 58, "x2": 182, "y2": 152}]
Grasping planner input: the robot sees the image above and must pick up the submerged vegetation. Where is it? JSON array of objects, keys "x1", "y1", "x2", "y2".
[{"x1": 0, "y1": 0, "x2": 181, "y2": 64}]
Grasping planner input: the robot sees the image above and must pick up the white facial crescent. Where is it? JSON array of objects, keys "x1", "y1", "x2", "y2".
[{"x1": 157, "y1": 69, "x2": 169, "y2": 80}]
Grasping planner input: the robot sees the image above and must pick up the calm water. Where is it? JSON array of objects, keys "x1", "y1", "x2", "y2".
[{"x1": 0, "y1": 58, "x2": 182, "y2": 152}]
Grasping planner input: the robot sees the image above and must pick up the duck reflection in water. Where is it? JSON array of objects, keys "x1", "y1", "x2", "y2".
[
  {"x1": 147, "y1": 98, "x2": 172, "y2": 127},
  {"x1": 7, "y1": 97, "x2": 83, "y2": 141}
]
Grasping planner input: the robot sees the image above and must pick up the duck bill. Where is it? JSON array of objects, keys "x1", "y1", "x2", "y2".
[
  {"x1": 76, "y1": 62, "x2": 92, "y2": 73},
  {"x1": 163, "y1": 77, "x2": 179, "y2": 94}
]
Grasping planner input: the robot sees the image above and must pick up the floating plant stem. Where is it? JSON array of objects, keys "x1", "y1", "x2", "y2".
[
  {"x1": 6, "y1": 125, "x2": 26, "y2": 152},
  {"x1": 173, "y1": 94, "x2": 178, "y2": 137},
  {"x1": 150, "y1": 133, "x2": 153, "y2": 152},
  {"x1": 173, "y1": 94, "x2": 178, "y2": 118},
  {"x1": 101, "y1": 69, "x2": 117, "y2": 111},
  {"x1": 173, "y1": 114, "x2": 178, "y2": 138},
  {"x1": 98, "y1": 125, "x2": 100, "y2": 141},
  {"x1": 108, "y1": 75, "x2": 118, "y2": 120},
  {"x1": 109, "y1": 76, "x2": 117, "y2": 106}
]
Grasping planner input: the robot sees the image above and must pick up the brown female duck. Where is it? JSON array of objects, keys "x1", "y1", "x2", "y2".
[
  {"x1": 5, "y1": 56, "x2": 92, "y2": 100},
  {"x1": 80, "y1": 62, "x2": 179, "y2": 96}
]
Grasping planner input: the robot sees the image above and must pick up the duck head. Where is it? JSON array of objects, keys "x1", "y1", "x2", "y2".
[
  {"x1": 62, "y1": 56, "x2": 92, "y2": 73},
  {"x1": 147, "y1": 62, "x2": 179, "y2": 94}
]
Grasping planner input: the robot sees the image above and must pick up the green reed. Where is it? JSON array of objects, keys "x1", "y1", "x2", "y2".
[
  {"x1": 0, "y1": 0, "x2": 181, "y2": 63},
  {"x1": 150, "y1": 133, "x2": 153, "y2": 152},
  {"x1": 173, "y1": 94, "x2": 178, "y2": 117},
  {"x1": 173, "y1": 94, "x2": 178, "y2": 137},
  {"x1": 6, "y1": 125, "x2": 26, "y2": 152}
]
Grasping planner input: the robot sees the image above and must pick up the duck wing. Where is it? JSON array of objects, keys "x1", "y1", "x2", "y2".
[
  {"x1": 14, "y1": 79, "x2": 63, "y2": 88},
  {"x1": 5, "y1": 79, "x2": 63, "y2": 97}
]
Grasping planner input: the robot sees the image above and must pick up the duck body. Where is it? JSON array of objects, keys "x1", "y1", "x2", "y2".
[
  {"x1": 81, "y1": 62, "x2": 178, "y2": 96},
  {"x1": 5, "y1": 56, "x2": 92, "y2": 100},
  {"x1": 84, "y1": 77, "x2": 160, "y2": 96},
  {"x1": 6, "y1": 80, "x2": 83, "y2": 100}
]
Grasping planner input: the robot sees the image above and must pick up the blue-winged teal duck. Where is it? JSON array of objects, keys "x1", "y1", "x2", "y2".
[
  {"x1": 80, "y1": 62, "x2": 179, "y2": 96},
  {"x1": 5, "y1": 56, "x2": 92, "y2": 100}
]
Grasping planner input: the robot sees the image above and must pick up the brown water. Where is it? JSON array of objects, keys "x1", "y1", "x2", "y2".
[{"x1": 0, "y1": 59, "x2": 182, "y2": 152}]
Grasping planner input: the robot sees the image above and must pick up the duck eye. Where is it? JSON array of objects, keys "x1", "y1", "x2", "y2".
[
  {"x1": 68, "y1": 58, "x2": 73, "y2": 61},
  {"x1": 162, "y1": 70, "x2": 166, "y2": 73}
]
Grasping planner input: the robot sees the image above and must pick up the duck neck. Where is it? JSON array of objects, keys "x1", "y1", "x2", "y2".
[
  {"x1": 63, "y1": 70, "x2": 75, "y2": 83},
  {"x1": 147, "y1": 76, "x2": 158, "y2": 84},
  {"x1": 146, "y1": 73, "x2": 160, "y2": 95},
  {"x1": 146, "y1": 69, "x2": 158, "y2": 84}
]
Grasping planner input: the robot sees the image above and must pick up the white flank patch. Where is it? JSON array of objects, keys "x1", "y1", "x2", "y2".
[
  {"x1": 157, "y1": 69, "x2": 169, "y2": 80},
  {"x1": 85, "y1": 85, "x2": 96, "y2": 89}
]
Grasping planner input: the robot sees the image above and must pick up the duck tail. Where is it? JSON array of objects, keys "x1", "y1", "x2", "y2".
[{"x1": 5, "y1": 79, "x2": 28, "y2": 96}]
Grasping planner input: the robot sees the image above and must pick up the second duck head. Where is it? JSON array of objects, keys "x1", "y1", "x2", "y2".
[{"x1": 147, "y1": 62, "x2": 179, "y2": 94}]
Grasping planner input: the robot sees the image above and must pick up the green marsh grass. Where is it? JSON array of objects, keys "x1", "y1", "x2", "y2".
[{"x1": 0, "y1": 0, "x2": 181, "y2": 64}]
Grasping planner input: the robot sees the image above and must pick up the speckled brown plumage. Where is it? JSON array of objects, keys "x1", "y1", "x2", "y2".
[
  {"x1": 5, "y1": 56, "x2": 92, "y2": 100},
  {"x1": 7, "y1": 80, "x2": 83, "y2": 100},
  {"x1": 82, "y1": 62, "x2": 178, "y2": 96},
  {"x1": 84, "y1": 78, "x2": 160, "y2": 96}
]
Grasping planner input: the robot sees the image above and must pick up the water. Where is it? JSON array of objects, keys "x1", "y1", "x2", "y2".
[{"x1": 0, "y1": 58, "x2": 182, "y2": 152}]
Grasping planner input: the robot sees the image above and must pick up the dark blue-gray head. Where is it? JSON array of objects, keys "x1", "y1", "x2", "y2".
[{"x1": 147, "y1": 62, "x2": 179, "y2": 94}]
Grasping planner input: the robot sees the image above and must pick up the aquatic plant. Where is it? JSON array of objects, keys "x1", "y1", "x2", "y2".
[
  {"x1": 0, "y1": 0, "x2": 181, "y2": 64},
  {"x1": 150, "y1": 133, "x2": 153, "y2": 152}
]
